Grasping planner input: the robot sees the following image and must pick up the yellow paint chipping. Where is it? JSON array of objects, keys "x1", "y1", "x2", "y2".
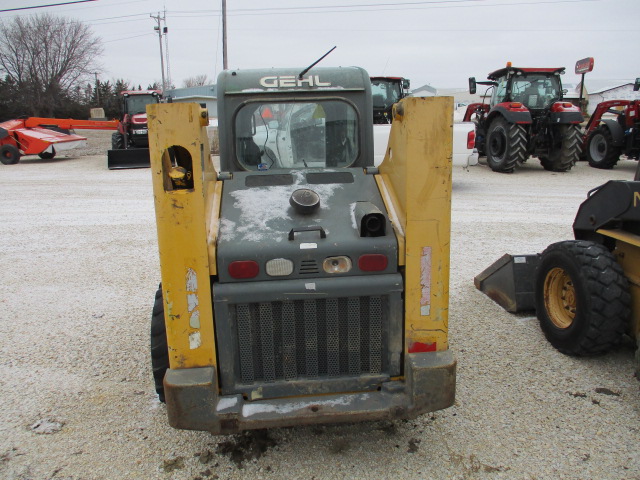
[
  {"x1": 148, "y1": 103, "x2": 217, "y2": 369},
  {"x1": 377, "y1": 97, "x2": 453, "y2": 352}
]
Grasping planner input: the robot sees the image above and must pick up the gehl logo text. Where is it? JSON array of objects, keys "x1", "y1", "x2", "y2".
[{"x1": 259, "y1": 75, "x2": 332, "y2": 88}]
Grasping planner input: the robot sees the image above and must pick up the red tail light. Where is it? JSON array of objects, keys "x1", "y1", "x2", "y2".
[
  {"x1": 358, "y1": 254, "x2": 388, "y2": 271},
  {"x1": 466, "y1": 129, "x2": 475, "y2": 149},
  {"x1": 408, "y1": 341, "x2": 437, "y2": 353},
  {"x1": 228, "y1": 260, "x2": 259, "y2": 279}
]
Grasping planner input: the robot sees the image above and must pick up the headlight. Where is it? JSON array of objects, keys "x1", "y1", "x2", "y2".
[
  {"x1": 323, "y1": 256, "x2": 352, "y2": 274},
  {"x1": 265, "y1": 258, "x2": 294, "y2": 276}
]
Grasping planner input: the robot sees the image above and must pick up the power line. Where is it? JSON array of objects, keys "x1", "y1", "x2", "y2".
[
  {"x1": 102, "y1": 32, "x2": 155, "y2": 43},
  {"x1": 0, "y1": 0, "x2": 97, "y2": 13},
  {"x1": 166, "y1": 0, "x2": 600, "y2": 16}
]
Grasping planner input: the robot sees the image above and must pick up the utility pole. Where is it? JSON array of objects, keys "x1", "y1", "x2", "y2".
[
  {"x1": 151, "y1": 12, "x2": 167, "y2": 92},
  {"x1": 222, "y1": 0, "x2": 227, "y2": 70},
  {"x1": 163, "y1": 9, "x2": 171, "y2": 88},
  {"x1": 94, "y1": 72, "x2": 100, "y2": 105}
]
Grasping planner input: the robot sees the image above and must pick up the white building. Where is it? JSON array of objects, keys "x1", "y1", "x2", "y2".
[
  {"x1": 578, "y1": 79, "x2": 640, "y2": 115},
  {"x1": 164, "y1": 85, "x2": 218, "y2": 118}
]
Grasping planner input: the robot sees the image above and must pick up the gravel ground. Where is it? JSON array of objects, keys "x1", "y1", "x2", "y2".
[{"x1": 1, "y1": 130, "x2": 639, "y2": 480}]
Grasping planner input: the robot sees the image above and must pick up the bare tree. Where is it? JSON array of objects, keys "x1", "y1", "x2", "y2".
[
  {"x1": 182, "y1": 74, "x2": 210, "y2": 88},
  {"x1": 0, "y1": 13, "x2": 102, "y2": 117}
]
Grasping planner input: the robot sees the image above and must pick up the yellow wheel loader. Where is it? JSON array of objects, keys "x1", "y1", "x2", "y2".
[{"x1": 147, "y1": 66, "x2": 456, "y2": 434}]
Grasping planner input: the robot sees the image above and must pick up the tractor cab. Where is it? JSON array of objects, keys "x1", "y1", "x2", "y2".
[
  {"x1": 121, "y1": 90, "x2": 161, "y2": 117},
  {"x1": 488, "y1": 67, "x2": 564, "y2": 113},
  {"x1": 370, "y1": 76, "x2": 410, "y2": 124},
  {"x1": 116, "y1": 90, "x2": 161, "y2": 148}
]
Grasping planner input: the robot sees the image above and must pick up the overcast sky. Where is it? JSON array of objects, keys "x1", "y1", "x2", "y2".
[{"x1": 2, "y1": 0, "x2": 639, "y2": 90}]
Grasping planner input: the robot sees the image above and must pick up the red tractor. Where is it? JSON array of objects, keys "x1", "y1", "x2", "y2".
[
  {"x1": 108, "y1": 89, "x2": 161, "y2": 169},
  {"x1": 583, "y1": 78, "x2": 640, "y2": 169},
  {"x1": 370, "y1": 76, "x2": 410, "y2": 124},
  {"x1": 465, "y1": 64, "x2": 583, "y2": 173}
]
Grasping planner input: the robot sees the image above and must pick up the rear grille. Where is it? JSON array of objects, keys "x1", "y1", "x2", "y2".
[
  {"x1": 233, "y1": 296, "x2": 384, "y2": 384},
  {"x1": 299, "y1": 259, "x2": 319, "y2": 274}
]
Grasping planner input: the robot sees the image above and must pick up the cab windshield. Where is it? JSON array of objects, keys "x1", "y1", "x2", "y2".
[
  {"x1": 510, "y1": 74, "x2": 561, "y2": 110},
  {"x1": 371, "y1": 80, "x2": 401, "y2": 110},
  {"x1": 124, "y1": 94, "x2": 159, "y2": 115},
  {"x1": 235, "y1": 100, "x2": 358, "y2": 170}
]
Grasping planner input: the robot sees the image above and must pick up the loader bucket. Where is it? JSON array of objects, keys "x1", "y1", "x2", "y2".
[
  {"x1": 107, "y1": 148, "x2": 150, "y2": 170},
  {"x1": 474, "y1": 254, "x2": 539, "y2": 313}
]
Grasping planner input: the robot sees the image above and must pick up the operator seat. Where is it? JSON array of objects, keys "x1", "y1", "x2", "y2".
[
  {"x1": 523, "y1": 84, "x2": 540, "y2": 109},
  {"x1": 372, "y1": 94, "x2": 385, "y2": 109},
  {"x1": 238, "y1": 137, "x2": 262, "y2": 167}
]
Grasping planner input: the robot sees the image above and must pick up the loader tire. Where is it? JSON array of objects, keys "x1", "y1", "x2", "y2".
[
  {"x1": 0, "y1": 144, "x2": 21, "y2": 165},
  {"x1": 111, "y1": 132, "x2": 125, "y2": 150},
  {"x1": 151, "y1": 286, "x2": 169, "y2": 402},
  {"x1": 586, "y1": 126, "x2": 621, "y2": 169},
  {"x1": 486, "y1": 117, "x2": 527, "y2": 173},
  {"x1": 540, "y1": 125, "x2": 582, "y2": 172},
  {"x1": 535, "y1": 240, "x2": 629, "y2": 356}
]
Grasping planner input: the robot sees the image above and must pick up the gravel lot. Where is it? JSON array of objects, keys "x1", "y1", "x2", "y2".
[{"x1": 1, "y1": 130, "x2": 639, "y2": 480}]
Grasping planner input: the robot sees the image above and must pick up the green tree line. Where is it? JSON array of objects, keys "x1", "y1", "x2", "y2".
[{"x1": 0, "y1": 76, "x2": 154, "y2": 120}]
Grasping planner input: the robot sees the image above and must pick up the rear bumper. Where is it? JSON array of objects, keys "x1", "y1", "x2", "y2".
[
  {"x1": 453, "y1": 149, "x2": 479, "y2": 168},
  {"x1": 164, "y1": 351, "x2": 456, "y2": 434}
]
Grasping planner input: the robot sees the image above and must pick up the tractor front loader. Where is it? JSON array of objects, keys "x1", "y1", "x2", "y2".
[
  {"x1": 475, "y1": 180, "x2": 640, "y2": 374},
  {"x1": 147, "y1": 66, "x2": 456, "y2": 434},
  {"x1": 583, "y1": 78, "x2": 640, "y2": 170},
  {"x1": 465, "y1": 63, "x2": 583, "y2": 173},
  {"x1": 107, "y1": 90, "x2": 161, "y2": 169}
]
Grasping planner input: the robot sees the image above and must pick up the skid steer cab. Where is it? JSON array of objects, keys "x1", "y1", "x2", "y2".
[
  {"x1": 147, "y1": 66, "x2": 456, "y2": 434},
  {"x1": 465, "y1": 64, "x2": 583, "y2": 173}
]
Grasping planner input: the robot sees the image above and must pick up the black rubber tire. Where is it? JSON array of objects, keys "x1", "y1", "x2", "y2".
[
  {"x1": 535, "y1": 240, "x2": 629, "y2": 356},
  {"x1": 485, "y1": 117, "x2": 527, "y2": 173},
  {"x1": 151, "y1": 286, "x2": 169, "y2": 402},
  {"x1": 111, "y1": 132, "x2": 125, "y2": 150},
  {"x1": 586, "y1": 126, "x2": 621, "y2": 169},
  {"x1": 38, "y1": 147, "x2": 56, "y2": 160},
  {"x1": 0, "y1": 144, "x2": 21, "y2": 165},
  {"x1": 540, "y1": 124, "x2": 582, "y2": 172}
]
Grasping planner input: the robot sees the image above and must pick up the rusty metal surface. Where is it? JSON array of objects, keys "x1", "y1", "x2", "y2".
[{"x1": 164, "y1": 352, "x2": 456, "y2": 434}]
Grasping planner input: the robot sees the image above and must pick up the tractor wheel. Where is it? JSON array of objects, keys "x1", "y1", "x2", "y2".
[
  {"x1": 535, "y1": 240, "x2": 629, "y2": 356},
  {"x1": 485, "y1": 117, "x2": 527, "y2": 173},
  {"x1": 540, "y1": 125, "x2": 582, "y2": 172},
  {"x1": 38, "y1": 148, "x2": 56, "y2": 160},
  {"x1": 151, "y1": 286, "x2": 169, "y2": 403},
  {"x1": 586, "y1": 126, "x2": 621, "y2": 169},
  {"x1": 111, "y1": 132, "x2": 125, "y2": 150},
  {"x1": 0, "y1": 144, "x2": 21, "y2": 165}
]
